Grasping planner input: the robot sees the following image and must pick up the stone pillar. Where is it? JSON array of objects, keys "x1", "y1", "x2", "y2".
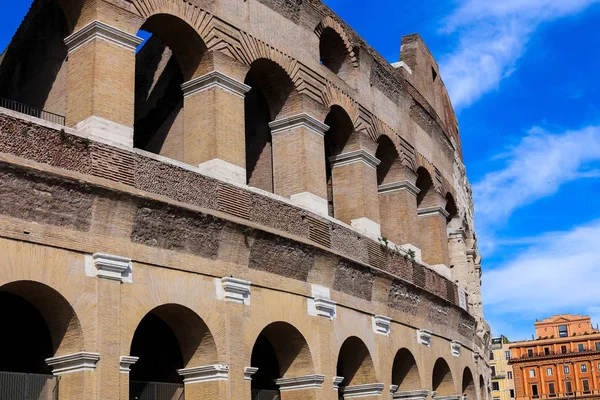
[
  {"x1": 378, "y1": 167, "x2": 420, "y2": 247},
  {"x1": 329, "y1": 148, "x2": 381, "y2": 237},
  {"x1": 90, "y1": 252, "x2": 132, "y2": 399},
  {"x1": 119, "y1": 356, "x2": 138, "y2": 400},
  {"x1": 46, "y1": 351, "x2": 100, "y2": 400},
  {"x1": 64, "y1": 21, "x2": 142, "y2": 146},
  {"x1": 270, "y1": 114, "x2": 330, "y2": 215},
  {"x1": 417, "y1": 192, "x2": 450, "y2": 266},
  {"x1": 178, "y1": 364, "x2": 229, "y2": 399},
  {"x1": 276, "y1": 375, "x2": 325, "y2": 400},
  {"x1": 448, "y1": 229, "x2": 468, "y2": 284},
  {"x1": 181, "y1": 53, "x2": 251, "y2": 183}
]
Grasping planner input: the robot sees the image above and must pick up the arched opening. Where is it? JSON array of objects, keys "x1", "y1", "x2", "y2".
[
  {"x1": 244, "y1": 59, "x2": 295, "y2": 193},
  {"x1": 462, "y1": 367, "x2": 476, "y2": 400},
  {"x1": 391, "y1": 349, "x2": 421, "y2": 393},
  {"x1": 250, "y1": 322, "x2": 314, "y2": 399},
  {"x1": 479, "y1": 376, "x2": 486, "y2": 400},
  {"x1": 319, "y1": 27, "x2": 354, "y2": 81},
  {"x1": 376, "y1": 135, "x2": 400, "y2": 187},
  {"x1": 336, "y1": 337, "x2": 377, "y2": 392},
  {"x1": 324, "y1": 105, "x2": 354, "y2": 218},
  {"x1": 432, "y1": 358, "x2": 455, "y2": 396},
  {"x1": 129, "y1": 304, "x2": 217, "y2": 399},
  {"x1": 133, "y1": 14, "x2": 206, "y2": 160},
  {"x1": 0, "y1": 0, "x2": 71, "y2": 121},
  {"x1": 415, "y1": 167, "x2": 435, "y2": 208},
  {"x1": 0, "y1": 281, "x2": 83, "y2": 396},
  {"x1": 445, "y1": 193, "x2": 458, "y2": 223}
]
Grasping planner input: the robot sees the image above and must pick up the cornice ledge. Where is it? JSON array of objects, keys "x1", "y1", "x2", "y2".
[
  {"x1": 64, "y1": 20, "x2": 143, "y2": 53},
  {"x1": 177, "y1": 364, "x2": 229, "y2": 384},
  {"x1": 417, "y1": 206, "x2": 450, "y2": 219},
  {"x1": 269, "y1": 114, "x2": 329, "y2": 137},
  {"x1": 46, "y1": 352, "x2": 100, "y2": 375},
  {"x1": 341, "y1": 383, "x2": 385, "y2": 398},
  {"x1": 276, "y1": 374, "x2": 325, "y2": 391},
  {"x1": 378, "y1": 180, "x2": 420, "y2": 196},
  {"x1": 329, "y1": 149, "x2": 381, "y2": 169},
  {"x1": 181, "y1": 71, "x2": 251, "y2": 98}
]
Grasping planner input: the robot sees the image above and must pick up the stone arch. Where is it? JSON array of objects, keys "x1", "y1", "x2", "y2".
[
  {"x1": 0, "y1": 0, "x2": 71, "y2": 117},
  {"x1": 445, "y1": 193, "x2": 458, "y2": 222},
  {"x1": 415, "y1": 166, "x2": 436, "y2": 208},
  {"x1": 133, "y1": 13, "x2": 208, "y2": 158},
  {"x1": 0, "y1": 280, "x2": 84, "y2": 373},
  {"x1": 337, "y1": 336, "x2": 377, "y2": 388},
  {"x1": 376, "y1": 134, "x2": 402, "y2": 186},
  {"x1": 322, "y1": 83, "x2": 360, "y2": 130},
  {"x1": 129, "y1": 303, "x2": 218, "y2": 384},
  {"x1": 392, "y1": 348, "x2": 422, "y2": 392},
  {"x1": 432, "y1": 358, "x2": 455, "y2": 396},
  {"x1": 250, "y1": 322, "x2": 315, "y2": 397},
  {"x1": 462, "y1": 367, "x2": 476, "y2": 400},
  {"x1": 479, "y1": 375, "x2": 486, "y2": 400},
  {"x1": 315, "y1": 16, "x2": 359, "y2": 71}
]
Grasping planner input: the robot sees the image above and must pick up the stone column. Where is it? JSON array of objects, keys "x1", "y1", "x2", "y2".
[
  {"x1": 329, "y1": 147, "x2": 381, "y2": 237},
  {"x1": 417, "y1": 192, "x2": 451, "y2": 267},
  {"x1": 64, "y1": 21, "x2": 143, "y2": 146},
  {"x1": 270, "y1": 114, "x2": 330, "y2": 215},
  {"x1": 378, "y1": 166, "x2": 420, "y2": 247}
]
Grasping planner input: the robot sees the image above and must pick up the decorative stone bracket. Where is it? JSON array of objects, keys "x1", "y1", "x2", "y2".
[
  {"x1": 276, "y1": 374, "x2": 325, "y2": 391},
  {"x1": 417, "y1": 329, "x2": 432, "y2": 347},
  {"x1": 46, "y1": 352, "x2": 100, "y2": 375},
  {"x1": 244, "y1": 367, "x2": 259, "y2": 381},
  {"x1": 329, "y1": 149, "x2": 381, "y2": 170},
  {"x1": 451, "y1": 340, "x2": 463, "y2": 357},
  {"x1": 64, "y1": 20, "x2": 143, "y2": 53},
  {"x1": 334, "y1": 376, "x2": 344, "y2": 391},
  {"x1": 219, "y1": 277, "x2": 251, "y2": 305},
  {"x1": 435, "y1": 395, "x2": 462, "y2": 400},
  {"x1": 378, "y1": 180, "x2": 420, "y2": 197},
  {"x1": 177, "y1": 364, "x2": 229, "y2": 384},
  {"x1": 119, "y1": 356, "x2": 139, "y2": 374},
  {"x1": 269, "y1": 114, "x2": 329, "y2": 137},
  {"x1": 473, "y1": 352, "x2": 480, "y2": 362},
  {"x1": 393, "y1": 389, "x2": 430, "y2": 400},
  {"x1": 181, "y1": 71, "x2": 251, "y2": 99},
  {"x1": 308, "y1": 284, "x2": 337, "y2": 320},
  {"x1": 417, "y1": 206, "x2": 450, "y2": 220},
  {"x1": 88, "y1": 253, "x2": 132, "y2": 283},
  {"x1": 340, "y1": 383, "x2": 385, "y2": 398},
  {"x1": 372, "y1": 315, "x2": 392, "y2": 336}
]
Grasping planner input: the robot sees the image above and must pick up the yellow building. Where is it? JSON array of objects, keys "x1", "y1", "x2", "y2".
[{"x1": 491, "y1": 336, "x2": 516, "y2": 400}]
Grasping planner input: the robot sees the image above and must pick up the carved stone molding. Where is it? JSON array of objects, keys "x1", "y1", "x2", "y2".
[
  {"x1": 417, "y1": 206, "x2": 450, "y2": 219},
  {"x1": 340, "y1": 383, "x2": 385, "y2": 398},
  {"x1": 372, "y1": 315, "x2": 392, "y2": 336},
  {"x1": 64, "y1": 20, "x2": 143, "y2": 53},
  {"x1": 46, "y1": 352, "x2": 100, "y2": 375},
  {"x1": 220, "y1": 277, "x2": 251, "y2": 305},
  {"x1": 276, "y1": 374, "x2": 325, "y2": 391},
  {"x1": 181, "y1": 71, "x2": 251, "y2": 98},
  {"x1": 119, "y1": 356, "x2": 139, "y2": 374},
  {"x1": 91, "y1": 253, "x2": 132, "y2": 282},
  {"x1": 329, "y1": 149, "x2": 381, "y2": 170},
  {"x1": 451, "y1": 340, "x2": 463, "y2": 357},
  {"x1": 417, "y1": 329, "x2": 432, "y2": 347},
  {"x1": 378, "y1": 181, "x2": 420, "y2": 197},
  {"x1": 269, "y1": 114, "x2": 329, "y2": 137},
  {"x1": 178, "y1": 364, "x2": 229, "y2": 384}
]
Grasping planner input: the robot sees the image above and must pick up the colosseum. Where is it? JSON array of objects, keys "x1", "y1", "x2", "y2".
[{"x1": 0, "y1": 0, "x2": 491, "y2": 399}]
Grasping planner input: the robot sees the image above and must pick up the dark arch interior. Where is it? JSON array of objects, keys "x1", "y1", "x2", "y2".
[
  {"x1": 462, "y1": 367, "x2": 476, "y2": 399},
  {"x1": 376, "y1": 135, "x2": 400, "y2": 186},
  {"x1": 130, "y1": 312, "x2": 184, "y2": 384},
  {"x1": 445, "y1": 193, "x2": 458, "y2": 221},
  {"x1": 0, "y1": 0, "x2": 69, "y2": 117},
  {"x1": 392, "y1": 349, "x2": 421, "y2": 391},
  {"x1": 336, "y1": 337, "x2": 373, "y2": 388},
  {"x1": 0, "y1": 292, "x2": 53, "y2": 374},
  {"x1": 479, "y1": 376, "x2": 486, "y2": 400},
  {"x1": 319, "y1": 27, "x2": 353, "y2": 81},
  {"x1": 415, "y1": 167, "x2": 433, "y2": 207},
  {"x1": 134, "y1": 14, "x2": 206, "y2": 157},
  {"x1": 432, "y1": 358, "x2": 454, "y2": 396},
  {"x1": 324, "y1": 105, "x2": 354, "y2": 218},
  {"x1": 250, "y1": 333, "x2": 280, "y2": 392}
]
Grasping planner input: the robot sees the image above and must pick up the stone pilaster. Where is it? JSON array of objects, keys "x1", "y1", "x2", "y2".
[
  {"x1": 270, "y1": 114, "x2": 330, "y2": 215},
  {"x1": 46, "y1": 352, "x2": 100, "y2": 400},
  {"x1": 64, "y1": 21, "x2": 142, "y2": 146},
  {"x1": 178, "y1": 364, "x2": 229, "y2": 399},
  {"x1": 417, "y1": 192, "x2": 451, "y2": 266}
]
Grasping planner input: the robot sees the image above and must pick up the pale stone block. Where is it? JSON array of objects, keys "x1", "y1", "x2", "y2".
[
  {"x1": 46, "y1": 352, "x2": 100, "y2": 375},
  {"x1": 290, "y1": 192, "x2": 329, "y2": 216},
  {"x1": 178, "y1": 364, "x2": 229, "y2": 384},
  {"x1": 351, "y1": 217, "x2": 381, "y2": 238},
  {"x1": 197, "y1": 159, "x2": 247, "y2": 184},
  {"x1": 76, "y1": 116, "x2": 134, "y2": 147},
  {"x1": 276, "y1": 374, "x2": 325, "y2": 391}
]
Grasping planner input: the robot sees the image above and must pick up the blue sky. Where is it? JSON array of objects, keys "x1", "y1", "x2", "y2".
[{"x1": 2, "y1": 1, "x2": 600, "y2": 341}]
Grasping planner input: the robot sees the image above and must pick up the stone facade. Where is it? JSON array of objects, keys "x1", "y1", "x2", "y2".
[{"x1": 0, "y1": 0, "x2": 490, "y2": 399}]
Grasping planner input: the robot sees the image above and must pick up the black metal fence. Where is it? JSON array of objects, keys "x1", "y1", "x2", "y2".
[
  {"x1": 129, "y1": 381, "x2": 184, "y2": 400},
  {"x1": 251, "y1": 390, "x2": 280, "y2": 400},
  {"x1": 0, "y1": 98, "x2": 65, "y2": 125},
  {"x1": 0, "y1": 371, "x2": 58, "y2": 400}
]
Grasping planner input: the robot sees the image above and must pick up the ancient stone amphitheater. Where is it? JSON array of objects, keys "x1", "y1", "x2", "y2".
[{"x1": 0, "y1": 0, "x2": 491, "y2": 399}]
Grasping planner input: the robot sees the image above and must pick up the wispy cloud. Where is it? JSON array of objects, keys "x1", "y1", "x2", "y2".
[
  {"x1": 439, "y1": 0, "x2": 600, "y2": 109},
  {"x1": 483, "y1": 220, "x2": 600, "y2": 339},
  {"x1": 473, "y1": 125, "x2": 600, "y2": 227}
]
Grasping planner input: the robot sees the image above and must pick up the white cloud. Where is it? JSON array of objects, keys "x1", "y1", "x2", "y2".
[
  {"x1": 482, "y1": 220, "x2": 600, "y2": 339},
  {"x1": 473, "y1": 125, "x2": 600, "y2": 231},
  {"x1": 439, "y1": 0, "x2": 600, "y2": 109}
]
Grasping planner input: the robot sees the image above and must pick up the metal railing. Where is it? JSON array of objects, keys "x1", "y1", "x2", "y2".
[
  {"x1": 251, "y1": 390, "x2": 280, "y2": 400},
  {"x1": 0, "y1": 371, "x2": 58, "y2": 400},
  {"x1": 517, "y1": 347, "x2": 600, "y2": 360},
  {"x1": 129, "y1": 381, "x2": 184, "y2": 400},
  {"x1": 0, "y1": 98, "x2": 65, "y2": 125}
]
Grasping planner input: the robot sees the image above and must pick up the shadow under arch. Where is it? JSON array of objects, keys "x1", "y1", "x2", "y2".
[
  {"x1": 462, "y1": 367, "x2": 476, "y2": 400},
  {"x1": 0, "y1": 280, "x2": 84, "y2": 374},
  {"x1": 432, "y1": 358, "x2": 455, "y2": 396},
  {"x1": 479, "y1": 375, "x2": 486, "y2": 400},
  {"x1": 337, "y1": 336, "x2": 377, "y2": 388},
  {"x1": 129, "y1": 303, "x2": 218, "y2": 384},
  {"x1": 392, "y1": 348, "x2": 422, "y2": 392}
]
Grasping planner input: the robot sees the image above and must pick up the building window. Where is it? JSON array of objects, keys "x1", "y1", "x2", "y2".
[
  {"x1": 544, "y1": 347, "x2": 550, "y2": 355},
  {"x1": 559, "y1": 325, "x2": 568, "y2": 338},
  {"x1": 490, "y1": 352, "x2": 494, "y2": 360},
  {"x1": 530, "y1": 369, "x2": 536, "y2": 378},
  {"x1": 531, "y1": 384, "x2": 539, "y2": 398},
  {"x1": 564, "y1": 365, "x2": 570, "y2": 374},
  {"x1": 505, "y1": 350, "x2": 511, "y2": 360},
  {"x1": 510, "y1": 389, "x2": 515, "y2": 399},
  {"x1": 528, "y1": 349, "x2": 534, "y2": 357},
  {"x1": 492, "y1": 382, "x2": 500, "y2": 391},
  {"x1": 491, "y1": 366, "x2": 496, "y2": 376},
  {"x1": 596, "y1": 342, "x2": 600, "y2": 351},
  {"x1": 583, "y1": 379, "x2": 590, "y2": 394},
  {"x1": 581, "y1": 363, "x2": 588, "y2": 373},
  {"x1": 508, "y1": 371, "x2": 513, "y2": 379},
  {"x1": 578, "y1": 343, "x2": 585, "y2": 352},
  {"x1": 547, "y1": 367, "x2": 553, "y2": 376},
  {"x1": 561, "y1": 345, "x2": 567, "y2": 354},
  {"x1": 565, "y1": 381, "x2": 573, "y2": 394},
  {"x1": 548, "y1": 383, "x2": 556, "y2": 397}
]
